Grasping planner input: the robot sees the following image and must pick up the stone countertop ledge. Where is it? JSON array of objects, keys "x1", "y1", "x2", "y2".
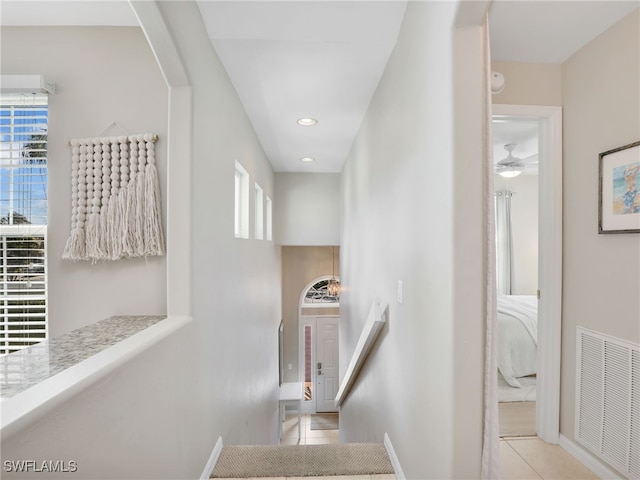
[
  {"x1": 0, "y1": 315, "x2": 166, "y2": 399},
  {"x1": 0, "y1": 315, "x2": 194, "y2": 440}
]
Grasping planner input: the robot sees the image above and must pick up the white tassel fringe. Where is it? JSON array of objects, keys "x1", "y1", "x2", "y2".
[{"x1": 62, "y1": 134, "x2": 164, "y2": 262}]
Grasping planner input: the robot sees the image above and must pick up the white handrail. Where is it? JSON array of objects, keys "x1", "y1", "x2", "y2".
[{"x1": 335, "y1": 298, "x2": 388, "y2": 406}]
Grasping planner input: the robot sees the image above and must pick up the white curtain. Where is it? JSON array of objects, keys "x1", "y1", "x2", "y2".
[{"x1": 495, "y1": 190, "x2": 514, "y2": 295}]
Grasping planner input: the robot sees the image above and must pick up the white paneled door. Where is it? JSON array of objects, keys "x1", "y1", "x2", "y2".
[{"x1": 316, "y1": 317, "x2": 339, "y2": 413}]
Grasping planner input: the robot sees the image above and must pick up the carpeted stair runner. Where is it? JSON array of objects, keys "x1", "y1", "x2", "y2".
[{"x1": 211, "y1": 443, "x2": 394, "y2": 478}]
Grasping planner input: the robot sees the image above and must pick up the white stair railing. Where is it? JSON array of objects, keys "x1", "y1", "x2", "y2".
[{"x1": 335, "y1": 298, "x2": 388, "y2": 406}]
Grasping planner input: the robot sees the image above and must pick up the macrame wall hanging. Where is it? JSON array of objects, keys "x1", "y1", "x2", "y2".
[{"x1": 62, "y1": 133, "x2": 165, "y2": 262}]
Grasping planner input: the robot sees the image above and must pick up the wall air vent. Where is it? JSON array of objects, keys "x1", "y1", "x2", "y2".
[
  {"x1": 0, "y1": 75, "x2": 56, "y2": 95},
  {"x1": 576, "y1": 327, "x2": 640, "y2": 479}
]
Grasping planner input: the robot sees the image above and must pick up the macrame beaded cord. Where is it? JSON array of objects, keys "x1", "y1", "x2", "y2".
[{"x1": 62, "y1": 134, "x2": 164, "y2": 262}]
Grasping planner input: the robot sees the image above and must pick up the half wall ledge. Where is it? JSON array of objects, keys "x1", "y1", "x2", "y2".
[{"x1": 0, "y1": 315, "x2": 192, "y2": 439}]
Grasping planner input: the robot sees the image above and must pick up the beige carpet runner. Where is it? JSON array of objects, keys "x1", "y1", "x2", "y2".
[{"x1": 211, "y1": 443, "x2": 394, "y2": 478}]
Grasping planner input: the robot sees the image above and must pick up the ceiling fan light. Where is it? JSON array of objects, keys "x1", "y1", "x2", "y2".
[
  {"x1": 496, "y1": 144, "x2": 525, "y2": 178},
  {"x1": 498, "y1": 168, "x2": 523, "y2": 178}
]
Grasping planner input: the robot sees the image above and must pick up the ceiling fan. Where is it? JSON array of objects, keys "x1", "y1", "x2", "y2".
[{"x1": 495, "y1": 143, "x2": 537, "y2": 178}]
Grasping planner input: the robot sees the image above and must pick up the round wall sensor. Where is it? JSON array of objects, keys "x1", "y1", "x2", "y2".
[{"x1": 491, "y1": 72, "x2": 505, "y2": 94}]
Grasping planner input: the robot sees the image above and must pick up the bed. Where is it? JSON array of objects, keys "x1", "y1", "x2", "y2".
[{"x1": 497, "y1": 294, "x2": 538, "y2": 388}]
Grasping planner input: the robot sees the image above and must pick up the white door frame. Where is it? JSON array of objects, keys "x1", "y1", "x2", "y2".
[{"x1": 493, "y1": 104, "x2": 562, "y2": 444}]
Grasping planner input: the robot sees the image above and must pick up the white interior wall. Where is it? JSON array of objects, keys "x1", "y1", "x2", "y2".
[
  {"x1": 157, "y1": 1, "x2": 283, "y2": 453},
  {"x1": 274, "y1": 173, "x2": 340, "y2": 246},
  {"x1": 339, "y1": 2, "x2": 486, "y2": 477},
  {"x1": 561, "y1": 8, "x2": 640, "y2": 473},
  {"x1": 1, "y1": 320, "x2": 200, "y2": 480},
  {"x1": 451, "y1": 18, "x2": 490, "y2": 476},
  {"x1": 493, "y1": 9, "x2": 640, "y2": 475},
  {"x1": 491, "y1": 61, "x2": 562, "y2": 106},
  {"x1": 494, "y1": 173, "x2": 539, "y2": 295},
  {"x1": 0, "y1": 25, "x2": 202, "y2": 479},
  {"x1": 2, "y1": 6, "x2": 284, "y2": 474},
  {"x1": 0, "y1": 27, "x2": 168, "y2": 337}
]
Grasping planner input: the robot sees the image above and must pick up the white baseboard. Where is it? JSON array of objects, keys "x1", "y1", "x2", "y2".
[
  {"x1": 200, "y1": 436, "x2": 223, "y2": 480},
  {"x1": 384, "y1": 432, "x2": 406, "y2": 480},
  {"x1": 559, "y1": 434, "x2": 623, "y2": 480}
]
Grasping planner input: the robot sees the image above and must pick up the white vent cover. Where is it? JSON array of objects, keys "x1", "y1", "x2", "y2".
[{"x1": 576, "y1": 327, "x2": 640, "y2": 479}]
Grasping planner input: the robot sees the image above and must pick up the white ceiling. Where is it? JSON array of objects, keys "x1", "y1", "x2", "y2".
[
  {"x1": 489, "y1": 0, "x2": 639, "y2": 64},
  {"x1": 2, "y1": 0, "x2": 638, "y2": 173},
  {"x1": 196, "y1": 1, "x2": 407, "y2": 173},
  {"x1": 0, "y1": 1, "x2": 138, "y2": 26}
]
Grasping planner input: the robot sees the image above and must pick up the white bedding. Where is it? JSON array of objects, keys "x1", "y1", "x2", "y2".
[{"x1": 497, "y1": 295, "x2": 538, "y2": 388}]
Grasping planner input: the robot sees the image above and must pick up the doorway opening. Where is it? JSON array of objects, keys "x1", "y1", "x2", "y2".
[
  {"x1": 299, "y1": 276, "x2": 340, "y2": 414},
  {"x1": 493, "y1": 116, "x2": 540, "y2": 437},
  {"x1": 492, "y1": 104, "x2": 563, "y2": 444}
]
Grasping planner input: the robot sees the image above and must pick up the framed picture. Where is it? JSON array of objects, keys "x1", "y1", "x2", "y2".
[{"x1": 599, "y1": 141, "x2": 640, "y2": 234}]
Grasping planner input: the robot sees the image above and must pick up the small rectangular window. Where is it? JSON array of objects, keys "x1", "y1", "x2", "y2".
[
  {"x1": 234, "y1": 160, "x2": 249, "y2": 239},
  {"x1": 265, "y1": 196, "x2": 273, "y2": 241},
  {"x1": 255, "y1": 183, "x2": 264, "y2": 240}
]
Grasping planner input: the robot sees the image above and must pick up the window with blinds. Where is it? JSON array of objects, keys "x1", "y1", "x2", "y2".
[{"x1": 0, "y1": 94, "x2": 48, "y2": 355}]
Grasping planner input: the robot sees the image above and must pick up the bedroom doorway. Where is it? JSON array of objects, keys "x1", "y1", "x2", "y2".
[
  {"x1": 493, "y1": 117, "x2": 540, "y2": 437},
  {"x1": 492, "y1": 105, "x2": 563, "y2": 444}
]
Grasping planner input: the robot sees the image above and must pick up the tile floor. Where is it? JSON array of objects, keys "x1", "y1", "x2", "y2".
[
  {"x1": 499, "y1": 401, "x2": 536, "y2": 437},
  {"x1": 279, "y1": 413, "x2": 340, "y2": 446},
  {"x1": 501, "y1": 437, "x2": 599, "y2": 480},
  {"x1": 276, "y1": 414, "x2": 599, "y2": 480}
]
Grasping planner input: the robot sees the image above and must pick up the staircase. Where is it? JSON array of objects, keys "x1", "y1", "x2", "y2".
[
  {"x1": 210, "y1": 299, "x2": 394, "y2": 479},
  {"x1": 210, "y1": 443, "x2": 395, "y2": 478}
]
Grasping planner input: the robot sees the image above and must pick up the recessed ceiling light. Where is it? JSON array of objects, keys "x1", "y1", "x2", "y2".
[
  {"x1": 297, "y1": 118, "x2": 318, "y2": 126},
  {"x1": 300, "y1": 157, "x2": 315, "y2": 163}
]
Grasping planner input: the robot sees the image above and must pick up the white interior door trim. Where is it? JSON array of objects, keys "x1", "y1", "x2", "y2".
[
  {"x1": 493, "y1": 104, "x2": 562, "y2": 444},
  {"x1": 298, "y1": 315, "x2": 339, "y2": 415},
  {"x1": 315, "y1": 316, "x2": 340, "y2": 413},
  {"x1": 298, "y1": 275, "x2": 341, "y2": 414}
]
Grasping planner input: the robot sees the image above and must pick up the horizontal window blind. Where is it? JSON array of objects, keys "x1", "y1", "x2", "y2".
[
  {"x1": 0, "y1": 94, "x2": 48, "y2": 355},
  {"x1": 1, "y1": 231, "x2": 47, "y2": 354},
  {"x1": 1, "y1": 95, "x2": 48, "y2": 226}
]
